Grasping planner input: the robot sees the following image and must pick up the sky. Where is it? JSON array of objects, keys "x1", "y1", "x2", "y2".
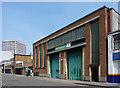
[{"x1": 2, "y1": 2, "x2": 118, "y2": 54}]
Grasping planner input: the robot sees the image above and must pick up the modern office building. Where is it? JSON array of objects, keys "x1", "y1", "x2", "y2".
[
  {"x1": 33, "y1": 6, "x2": 119, "y2": 82},
  {"x1": 2, "y1": 40, "x2": 26, "y2": 55}
]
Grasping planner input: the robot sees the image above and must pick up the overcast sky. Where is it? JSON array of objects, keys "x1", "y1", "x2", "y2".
[{"x1": 2, "y1": 2, "x2": 118, "y2": 54}]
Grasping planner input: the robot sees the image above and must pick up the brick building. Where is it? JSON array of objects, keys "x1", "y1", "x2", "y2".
[
  {"x1": 5, "y1": 54, "x2": 32, "y2": 75},
  {"x1": 14, "y1": 54, "x2": 32, "y2": 75},
  {"x1": 33, "y1": 6, "x2": 119, "y2": 82}
]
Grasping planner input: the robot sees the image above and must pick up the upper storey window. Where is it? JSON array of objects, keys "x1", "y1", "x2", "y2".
[{"x1": 113, "y1": 34, "x2": 120, "y2": 50}]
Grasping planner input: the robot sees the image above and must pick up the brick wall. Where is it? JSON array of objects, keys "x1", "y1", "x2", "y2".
[{"x1": 33, "y1": 6, "x2": 108, "y2": 78}]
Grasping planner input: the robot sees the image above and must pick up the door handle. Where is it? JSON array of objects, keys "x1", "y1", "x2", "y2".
[{"x1": 56, "y1": 70, "x2": 59, "y2": 71}]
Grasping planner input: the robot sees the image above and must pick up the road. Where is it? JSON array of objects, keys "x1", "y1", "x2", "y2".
[{"x1": 1, "y1": 74, "x2": 118, "y2": 88}]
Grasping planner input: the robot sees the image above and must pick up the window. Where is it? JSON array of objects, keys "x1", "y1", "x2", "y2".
[
  {"x1": 113, "y1": 34, "x2": 120, "y2": 50},
  {"x1": 48, "y1": 25, "x2": 85, "y2": 49},
  {"x1": 43, "y1": 43, "x2": 46, "y2": 68},
  {"x1": 91, "y1": 19, "x2": 99, "y2": 64},
  {"x1": 39, "y1": 44, "x2": 41, "y2": 68},
  {"x1": 35, "y1": 46, "x2": 38, "y2": 68}
]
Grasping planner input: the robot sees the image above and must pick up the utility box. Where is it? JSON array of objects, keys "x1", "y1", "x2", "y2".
[{"x1": 34, "y1": 72, "x2": 39, "y2": 76}]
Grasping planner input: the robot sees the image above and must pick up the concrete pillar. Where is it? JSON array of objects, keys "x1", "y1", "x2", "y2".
[
  {"x1": 47, "y1": 55, "x2": 50, "y2": 77},
  {"x1": 99, "y1": 65, "x2": 101, "y2": 81},
  {"x1": 59, "y1": 52, "x2": 61, "y2": 78},
  {"x1": 82, "y1": 47, "x2": 85, "y2": 81},
  {"x1": 89, "y1": 67, "x2": 92, "y2": 81},
  {"x1": 63, "y1": 51, "x2": 67, "y2": 79},
  {"x1": 59, "y1": 51, "x2": 67, "y2": 79},
  {"x1": 59, "y1": 51, "x2": 68, "y2": 79}
]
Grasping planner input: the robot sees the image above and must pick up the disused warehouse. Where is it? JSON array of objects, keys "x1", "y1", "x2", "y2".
[{"x1": 33, "y1": 6, "x2": 119, "y2": 82}]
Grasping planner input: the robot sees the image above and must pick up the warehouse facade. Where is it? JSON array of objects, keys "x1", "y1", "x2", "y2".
[
  {"x1": 33, "y1": 6, "x2": 111, "y2": 82},
  {"x1": 14, "y1": 54, "x2": 32, "y2": 75}
]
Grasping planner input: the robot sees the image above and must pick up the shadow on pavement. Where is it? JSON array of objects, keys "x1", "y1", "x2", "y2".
[{"x1": 74, "y1": 83, "x2": 119, "y2": 88}]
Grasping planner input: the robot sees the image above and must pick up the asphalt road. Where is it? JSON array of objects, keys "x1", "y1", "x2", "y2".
[{"x1": 1, "y1": 73, "x2": 118, "y2": 88}]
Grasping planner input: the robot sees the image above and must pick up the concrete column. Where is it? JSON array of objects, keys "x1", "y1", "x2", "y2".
[
  {"x1": 59, "y1": 51, "x2": 67, "y2": 79},
  {"x1": 63, "y1": 51, "x2": 67, "y2": 79},
  {"x1": 47, "y1": 55, "x2": 50, "y2": 77},
  {"x1": 89, "y1": 67, "x2": 92, "y2": 81},
  {"x1": 59, "y1": 52, "x2": 61, "y2": 78},
  {"x1": 82, "y1": 47, "x2": 85, "y2": 81},
  {"x1": 99, "y1": 65, "x2": 101, "y2": 81}
]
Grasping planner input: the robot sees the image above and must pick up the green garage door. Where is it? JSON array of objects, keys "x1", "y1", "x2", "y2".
[
  {"x1": 67, "y1": 47, "x2": 82, "y2": 80},
  {"x1": 50, "y1": 53, "x2": 59, "y2": 78}
]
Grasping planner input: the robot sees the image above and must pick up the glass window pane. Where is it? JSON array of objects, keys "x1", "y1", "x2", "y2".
[{"x1": 113, "y1": 34, "x2": 120, "y2": 50}]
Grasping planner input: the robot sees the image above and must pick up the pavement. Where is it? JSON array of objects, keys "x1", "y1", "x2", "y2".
[
  {"x1": 34, "y1": 76, "x2": 119, "y2": 88},
  {"x1": 1, "y1": 73, "x2": 120, "y2": 88}
]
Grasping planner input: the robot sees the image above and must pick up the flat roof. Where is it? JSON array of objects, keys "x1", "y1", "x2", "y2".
[{"x1": 2, "y1": 40, "x2": 26, "y2": 45}]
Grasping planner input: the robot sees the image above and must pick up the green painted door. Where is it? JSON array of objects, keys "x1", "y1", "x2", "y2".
[
  {"x1": 67, "y1": 47, "x2": 82, "y2": 80},
  {"x1": 50, "y1": 53, "x2": 59, "y2": 78}
]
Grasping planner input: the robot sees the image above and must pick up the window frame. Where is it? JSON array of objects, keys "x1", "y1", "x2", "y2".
[
  {"x1": 35, "y1": 46, "x2": 38, "y2": 68},
  {"x1": 113, "y1": 33, "x2": 120, "y2": 51},
  {"x1": 39, "y1": 44, "x2": 41, "y2": 68}
]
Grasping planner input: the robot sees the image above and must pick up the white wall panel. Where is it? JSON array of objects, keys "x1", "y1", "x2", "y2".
[{"x1": 110, "y1": 9, "x2": 119, "y2": 32}]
